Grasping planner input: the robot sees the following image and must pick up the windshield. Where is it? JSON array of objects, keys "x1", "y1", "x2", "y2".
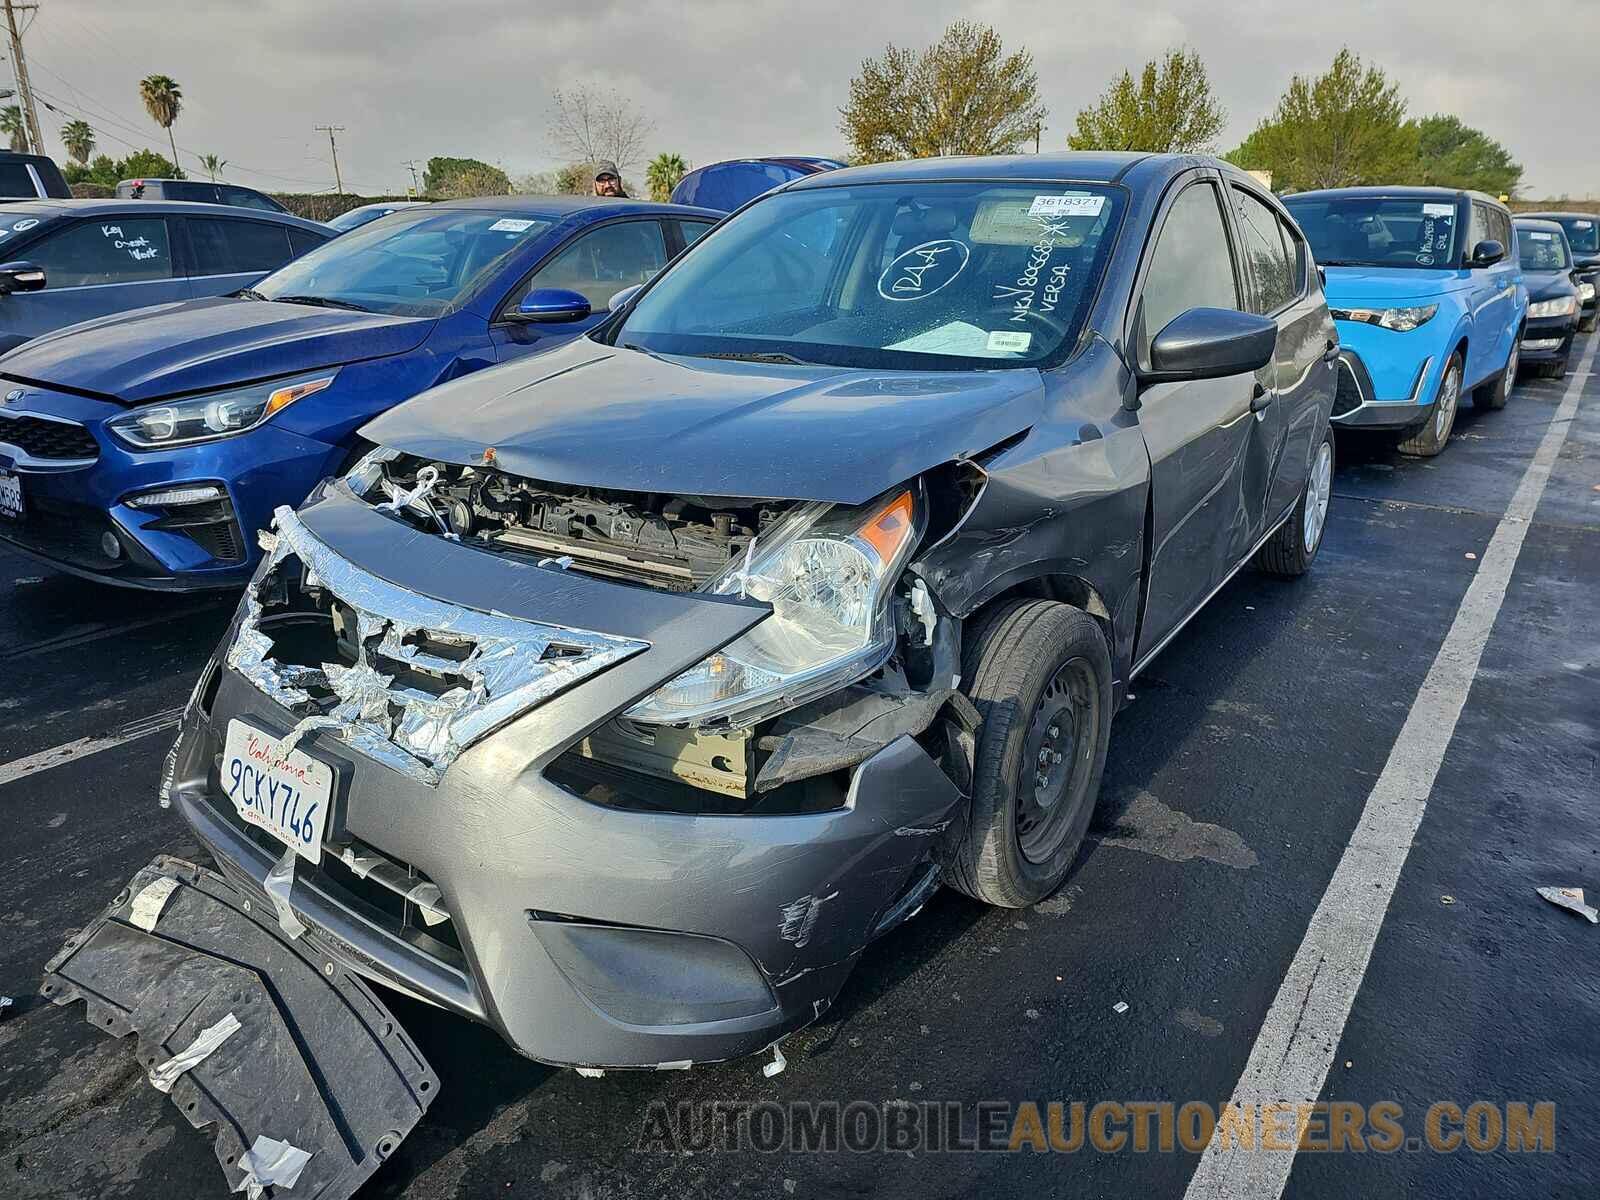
[
  {"x1": 1518, "y1": 228, "x2": 1570, "y2": 271},
  {"x1": 253, "y1": 208, "x2": 552, "y2": 317},
  {"x1": 616, "y1": 182, "x2": 1124, "y2": 369},
  {"x1": 1284, "y1": 195, "x2": 1459, "y2": 269},
  {"x1": 1554, "y1": 216, "x2": 1598, "y2": 256}
]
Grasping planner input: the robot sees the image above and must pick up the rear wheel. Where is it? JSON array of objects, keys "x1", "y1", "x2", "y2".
[
  {"x1": 1398, "y1": 352, "x2": 1462, "y2": 456},
  {"x1": 1255, "y1": 428, "x2": 1334, "y2": 578},
  {"x1": 1476, "y1": 339, "x2": 1519, "y2": 410},
  {"x1": 943, "y1": 600, "x2": 1112, "y2": 909}
]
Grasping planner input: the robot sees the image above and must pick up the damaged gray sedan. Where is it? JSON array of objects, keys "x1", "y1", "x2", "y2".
[{"x1": 156, "y1": 152, "x2": 1338, "y2": 1072}]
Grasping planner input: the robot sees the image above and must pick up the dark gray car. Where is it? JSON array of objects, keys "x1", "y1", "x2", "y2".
[
  {"x1": 0, "y1": 199, "x2": 332, "y2": 351},
  {"x1": 150, "y1": 152, "x2": 1337, "y2": 1072}
]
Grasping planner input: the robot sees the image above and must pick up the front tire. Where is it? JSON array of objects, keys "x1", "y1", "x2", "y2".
[
  {"x1": 1255, "y1": 428, "x2": 1334, "y2": 578},
  {"x1": 1475, "y1": 338, "x2": 1519, "y2": 410},
  {"x1": 944, "y1": 600, "x2": 1112, "y2": 908},
  {"x1": 1398, "y1": 352, "x2": 1463, "y2": 456}
]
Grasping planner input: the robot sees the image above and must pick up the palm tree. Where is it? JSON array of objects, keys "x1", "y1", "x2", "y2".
[
  {"x1": 60, "y1": 119, "x2": 96, "y2": 165},
  {"x1": 1, "y1": 106, "x2": 26, "y2": 153},
  {"x1": 645, "y1": 152, "x2": 689, "y2": 202},
  {"x1": 138, "y1": 75, "x2": 184, "y2": 177},
  {"x1": 198, "y1": 153, "x2": 227, "y2": 182}
]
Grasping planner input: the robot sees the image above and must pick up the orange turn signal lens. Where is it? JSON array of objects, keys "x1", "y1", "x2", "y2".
[
  {"x1": 264, "y1": 375, "x2": 335, "y2": 417},
  {"x1": 859, "y1": 490, "x2": 915, "y2": 563}
]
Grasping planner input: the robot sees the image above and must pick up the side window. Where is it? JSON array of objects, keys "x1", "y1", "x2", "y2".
[
  {"x1": 288, "y1": 227, "x2": 329, "y2": 258},
  {"x1": 522, "y1": 220, "x2": 668, "y2": 309},
  {"x1": 28, "y1": 218, "x2": 174, "y2": 287},
  {"x1": 221, "y1": 186, "x2": 281, "y2": 212},
  {"x1": 1138, "y1": 182, "x2": 1239, "y2": 361},
  {"x1": 676, "y1": 220, "x2": 713, "y2": 248},
  {"x1": 0, "y1": 162, "x2": 38, "y2": 198},
  {"x1": 1470, "y1": 202, "x2": 1494, "y2": 260},
  {"x1": 1277, "y1": 216, "x2": 1308, "y2": 295},
  {"x1": 1231, "y1": 187, "x2": 1296, "y2": 314},
  {"x1": 1494, "y1": 209, "x2": 1514, "y2": 257},
  {"x1": 188, "y1": 218, "x2": 293, "y2": 276}
]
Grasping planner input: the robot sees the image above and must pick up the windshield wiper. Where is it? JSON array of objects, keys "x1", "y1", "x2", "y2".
[
  {"x1": 270, "y1": 294, "x2": 372, "y2": 313},
  {"x1": 235, "y1": 287, "x2": 267, "y2": 300},
  {"x1": 698, "y1": 350, "x2": 810, "y2": 366}
]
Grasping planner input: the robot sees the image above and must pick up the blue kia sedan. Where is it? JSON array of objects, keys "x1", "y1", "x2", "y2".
[
  {"x1": 0, "y1": 199, "x2": 333, "y2": 352},
  {"x1": 1284, "y1": 187, "x2": 1527, "y2": 456},
  {"x1": 0, "y1": 195, "x2": 719, "y2": 589}
]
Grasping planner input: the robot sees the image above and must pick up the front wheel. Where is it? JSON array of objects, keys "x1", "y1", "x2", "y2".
[
  {"x1": 1254, "y1": 428, "x2": 1334, "y2": 578},
  {"x1": 1398, "y1": 352, "x2": 1462, "y2": 456},
  {"x1": 1476, "y1": 338, "x2": 1519, "y2": 410},
  {"x1": 943, "y1": 600, "x2": 1112, "y2": 908}
]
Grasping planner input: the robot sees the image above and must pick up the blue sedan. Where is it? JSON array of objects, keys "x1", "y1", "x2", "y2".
[{"x1": 0, "y1": 195, "x2": 720, "y2": 589}]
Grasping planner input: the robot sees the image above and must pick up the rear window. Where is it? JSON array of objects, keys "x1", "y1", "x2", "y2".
[
  {"x1": 0, "y1": 162, "x2": 39, "y2": 199},
  {"x1": 189, "y1": 217, "x2": 294, "y2": 275}
]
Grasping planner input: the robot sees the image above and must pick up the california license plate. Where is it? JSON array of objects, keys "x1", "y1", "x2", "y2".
[
  {"x1": 0, "y1": 468, "x2": 21, "y2": 520},
  {"x1": 222, "y1": 720, "x2": 332, "y2": 863}
]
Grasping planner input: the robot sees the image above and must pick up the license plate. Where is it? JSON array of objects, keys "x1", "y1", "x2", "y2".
[
  {"x1": 222, "y1": 720, "x2": 332, "y2": 863},
  {"x1": 0, "y1": 469, "x2": 21, "y2": 520}
]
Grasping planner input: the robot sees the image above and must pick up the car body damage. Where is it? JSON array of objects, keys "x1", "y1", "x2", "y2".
[{"x1": 142, "y1": 153, "x2": 1336, "y2": 1080}]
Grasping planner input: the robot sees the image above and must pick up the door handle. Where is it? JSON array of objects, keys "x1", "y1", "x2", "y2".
[
  {"x1": 1321, "y1": 339, "x2": 1341, "y2": 363},
  {"x1": 1250, "y1": 381, "x2": 1274, "y2": 413}
]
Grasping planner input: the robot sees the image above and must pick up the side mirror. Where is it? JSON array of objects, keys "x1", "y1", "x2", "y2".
[
  {"x1": 1472, "y1": 239, "x2": 1506, "y2": 267},
  {"x1": 607, "y1": 283, "x2": 643, "y2": 312},
  {"x1": 0, "y1": 260, "x2": 46, "y2": 295},
  {"x1": 1138, "y1": 308, "x2": 1278, "y2": 388},
  {"x1": 511, "y1": 287, "x2": 592, "y2": 324}
]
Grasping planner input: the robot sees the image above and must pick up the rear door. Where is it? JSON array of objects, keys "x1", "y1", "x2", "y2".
[
  {"x1": 490, "y1": 218, "x2": 669, "y2": 362},
  {"x1": 1130, "y1": 174, "x2": 1259, "y2": 662},
  {"x1": 0, "y1": 214, "x2": 187, "y2": 343},
  {"x1": 183, "y1": 215, "x2": 297, "y2": 297}
]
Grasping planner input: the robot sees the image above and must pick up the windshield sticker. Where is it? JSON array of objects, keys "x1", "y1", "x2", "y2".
[
  {"x1": 986, "y1": 330, "x2": 1032, "y2": 353},
  {"x1": 877, "y1": 238, "x2": 970, "y2": 301},
  {"x1": 1576, "y1": 221, "x2": 1594, "y2": 229},
  {"x1": 1029, "y1": 194, "x2": 1105, "y2": 219},
  {"x1": 1422, "y1": 203, "x2": 1455, "y2": 218},
  {"x1": 11, "y1": 218, "x2": 39, "y2": 232},
  {"x1": 1527, "y1": 231, "x2": 1553, "y2": 241},
  {"x1": 489, "y1": 218, "x2": 538, "y2": 233}
]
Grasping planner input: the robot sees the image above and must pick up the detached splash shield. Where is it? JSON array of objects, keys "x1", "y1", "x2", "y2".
[{"x1": 42, "y1": 856, "x2": 438, "y2": 1200}]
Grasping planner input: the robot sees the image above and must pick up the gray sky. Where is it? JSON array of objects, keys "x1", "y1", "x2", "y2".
[{"x1": 9, "y1": 0, "x2": 1597, "y2": 198}]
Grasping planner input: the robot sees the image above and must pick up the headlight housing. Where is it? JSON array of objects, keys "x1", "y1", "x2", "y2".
[
  {"x1": 624, "y1": 487, "x2": 922, "y2": 729},
  {"x1": 1527, "y1": 296, "x2": 1578, "y2": 319},
  {"x1": 1579, "y1": 282, "x2": 1596, "y2": 303},
  {"x1": 107, "y1": 371, "x2": 337, "y2": 450},
  {"x1": 1329, "y1": 305, "x2": 1439, "y2": 332}
]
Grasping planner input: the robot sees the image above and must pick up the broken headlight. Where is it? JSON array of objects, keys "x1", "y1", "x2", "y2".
[{"x1": 625, "y1": 488, "x2": 922, "y2": 729}]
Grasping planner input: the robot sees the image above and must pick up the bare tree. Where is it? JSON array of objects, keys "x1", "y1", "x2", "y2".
[{"x1": 548, "y1": 85, "x2": 655, "y2": 175}]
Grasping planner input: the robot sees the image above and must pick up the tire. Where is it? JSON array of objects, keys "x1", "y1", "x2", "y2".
[
  {"x1": 943, "y1": 600, "x2": 1112, "y2": 909},
  {"x1": 1539, "y1": 357, "x2": 1568, "y2": 380},
  {"x1": 1254, "y1": 428, "x2": 1334, "y2": 578},
  {"x1": 1475, "y1": 338, "x2": 1519, "y2": 410},
  {"x1": 1579, "y1": 314, "x2": 1596, "y2": 334},
  {"x1": 1398, "y1": 352, "x2": 1463, "y2": 456}
]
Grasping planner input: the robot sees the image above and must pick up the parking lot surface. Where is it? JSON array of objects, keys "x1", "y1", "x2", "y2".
[{"x1": 1, "y1": 336, "x2": 1595, "y2": 1198}]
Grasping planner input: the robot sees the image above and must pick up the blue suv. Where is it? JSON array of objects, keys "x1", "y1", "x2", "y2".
[
  {"x1": 1284, "y1": 187, "x2": 1527, "y2": 456},
  {"x1": 0, "y1": 196, "x2": 718, "y2": 589}
]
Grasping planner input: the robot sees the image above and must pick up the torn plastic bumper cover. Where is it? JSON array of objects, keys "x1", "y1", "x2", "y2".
[{"x1": 42, "y1": 855, "x2": 438, "y2": 1200}]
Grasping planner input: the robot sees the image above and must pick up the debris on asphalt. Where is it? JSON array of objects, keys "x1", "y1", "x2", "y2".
[
  {"x1": 1537, "y1": 886, "x2": 1599, "y2": 924},
  {"x1": 764, "y1": 1041, "x2": 788, "y2": 1078},
  {"x1": 233, "y1": 1135, "x2": 313, "y2": 1199},
  {"x1": 1113, "y1": 1001, "x2": 1129, "y2": 1014},
  {"x1": 149, "y1": 1012, "x2": 242, "y2": 1093},
  {"x1": 1440, "y1": 894, "x2": 1456, "y2": 905},
  {"x1": 1465, "y1": 552, "x2": 1477, "y2": 560},
  {"x1": 575, "y1": 1067, "x2": 606, "y2": 1078},
  {"x1": 129, "y1": 875, "x2": 181, "y2": 931}
]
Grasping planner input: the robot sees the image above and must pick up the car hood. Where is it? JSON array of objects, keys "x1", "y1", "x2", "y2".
[
  {"x1": 362, "y1": 340, "x2": 1045, "y2": 504},
  {"x1": 1523, "y1": 270, "x2": 1576, "y2": 302},
  {"x1": 0, "y1": 296, "x2": 432, "y2": 404},
  {"x1": 1322, "y1": 265, "x2": 1467, "y2": 305}
]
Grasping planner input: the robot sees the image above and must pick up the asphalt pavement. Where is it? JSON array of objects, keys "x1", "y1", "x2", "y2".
[{"x1": 1, "y1": 339, "x2": 1595, "y2": 1199}]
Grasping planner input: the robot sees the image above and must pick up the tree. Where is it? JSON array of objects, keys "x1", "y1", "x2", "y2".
[
  {"x1": 1, "y1": 105, "x2": 25, "y2": 153},
  {"x1": 1414, "y1": 115, "x2": 1522, "y2": 198},
  {"x1": 198, "y1": 153, "x2": 227, "y2": 182},
  {"x1": 60, "y1": 119, "x2": 96, "y2": 165},
  {"x1": 119, "y1": 148, "x2": 180, "y2": 179},
  {"x1": 423, "y1": 155, "x2": 511, "y2": 198},
  {"x1": 139, "y1": 75, "x2": 184, "y2": 177},
  {"x1": 840, "y1": 21, "x2": 1045, "y2": 162},
  {"x1": 549, "y1": 86, "x2": 655, "y2": 175},
  {"x1": 645, "y1": 152, "x2": 688, "y2": 202},
  {"x1": 1226, "y1": 49, "x2": 1417, "y2": 192},
  {"x1": 1068, "y1": 48, "x2": 1226, "y2": 153}
]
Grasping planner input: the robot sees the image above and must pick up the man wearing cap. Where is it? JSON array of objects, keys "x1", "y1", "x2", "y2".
[{"x1": 593, "y1": 162, "x2": 628, "y2": 198}]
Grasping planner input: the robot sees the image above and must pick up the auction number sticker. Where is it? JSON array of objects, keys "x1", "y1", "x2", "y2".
[
  {"x1": 489, "y1": 218, "x2": 538, "y2": 233},
  {"x1": 1028, "y1": 194, "x2": 1105, "y2": 218}
]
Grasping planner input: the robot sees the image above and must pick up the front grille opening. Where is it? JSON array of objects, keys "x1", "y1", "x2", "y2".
[
  {"x1": 141, "y1": 494, "x2": 247, "y2": 564},
  {"x1": 548, "y1": 748, "x2": 847, "y2": 817},
  {"x1": 0, "y1": 415, "x2": 98, "y2": 460}
]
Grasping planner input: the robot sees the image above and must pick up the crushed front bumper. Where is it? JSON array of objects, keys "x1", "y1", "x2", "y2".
[{"x1": 168, "y1": 483, "x2": 964, "y2": 1069}]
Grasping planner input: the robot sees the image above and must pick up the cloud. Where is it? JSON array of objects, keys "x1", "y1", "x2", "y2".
[{"x1": 21, "y1": 0, "x2": 1598, "y2": 198}]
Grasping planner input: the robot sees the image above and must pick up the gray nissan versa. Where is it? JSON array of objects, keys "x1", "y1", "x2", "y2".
[{"x1": 89, "y1": 154, "x2": 1338, "y2": 1079}]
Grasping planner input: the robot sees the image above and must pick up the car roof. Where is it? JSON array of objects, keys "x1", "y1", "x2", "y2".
[
  {"x1": 425, "y1": 194, "x2": 721, "y2": 221},
  {"x1": 0, "y1": 197, "x2": 328, "y2": 230},
  {"x1": 1520, "y1": 210, "x2": 1600, "y2": 220},
  {"x1": 1513, "y1": 217, "x2": 1566, "y2": 232},
  {"x1": 1286, "y1": 185, "x2": 1508, "y2": 208},
  {"x1": 781, "y1": 152, "x2": 1274, "y2": 195}
]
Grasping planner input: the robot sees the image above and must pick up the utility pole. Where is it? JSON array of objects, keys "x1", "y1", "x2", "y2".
[
  {"x1": 315, "y1": 124, "x2": 345, "y2": 194},
  {"x1": 3, "y1": 1, "x2": 43, "y2": 156},
  {"x1": 401, "y1": 159, "x2": 420, "y2": 196}
]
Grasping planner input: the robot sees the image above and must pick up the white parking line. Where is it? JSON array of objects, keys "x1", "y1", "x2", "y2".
[
  {"x1": 1185, "y1": 335, "x2": 1597, "y2": 1200},
  {"x1": 0, "y1": 706, "x2": 184, "y2": 788}
]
